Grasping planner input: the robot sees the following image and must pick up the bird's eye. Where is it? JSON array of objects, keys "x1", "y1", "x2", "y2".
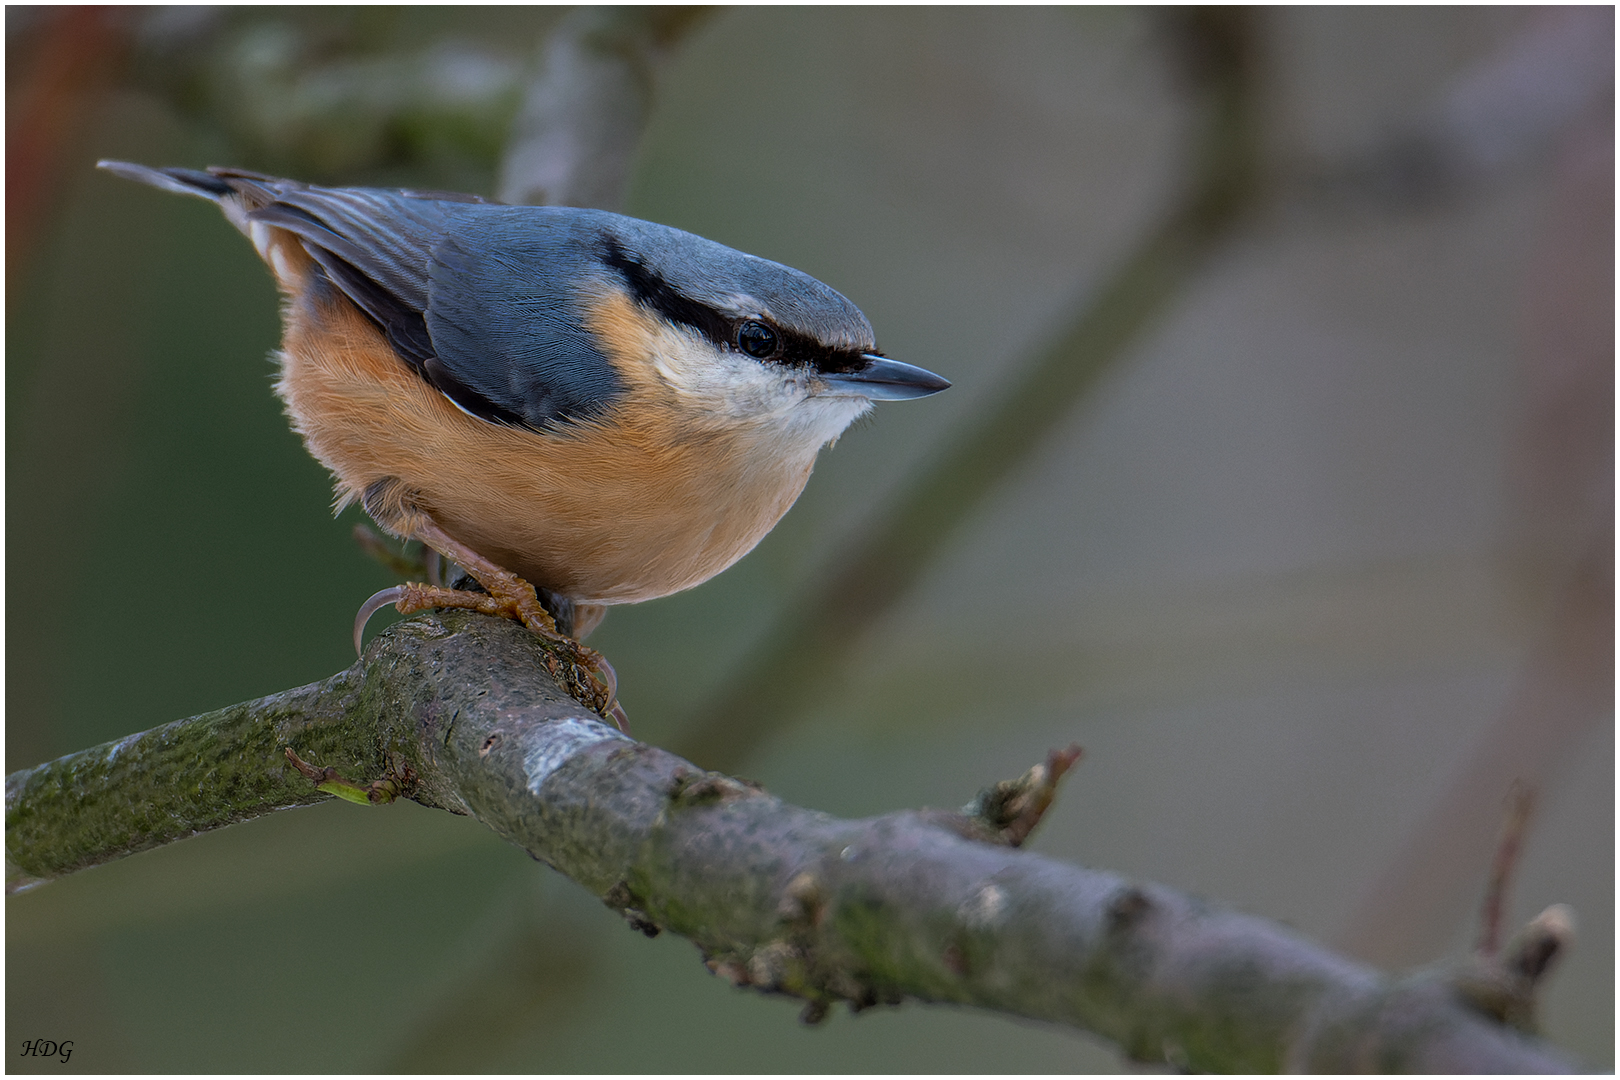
[{"x1": 736, "y1": 320, "x2": 779, "y2": 359}]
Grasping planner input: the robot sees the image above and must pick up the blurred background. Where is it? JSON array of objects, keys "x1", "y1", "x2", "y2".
[{"x1": 6, "y1": 6, "x2": 1612, "y2": 1071}]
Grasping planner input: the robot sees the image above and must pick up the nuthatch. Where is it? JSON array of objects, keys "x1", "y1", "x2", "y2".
[{"x1": 99, "y1": 162, "x2": 949, "y2": 719}]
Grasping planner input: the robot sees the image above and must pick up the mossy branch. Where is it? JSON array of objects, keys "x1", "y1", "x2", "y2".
[{"x1": 5, "y1": 611, "x2": 1579, "y2": 1072}]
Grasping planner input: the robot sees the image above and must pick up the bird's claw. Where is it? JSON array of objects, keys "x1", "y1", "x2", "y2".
[
  {"x1": 581, "y1": 651, "x2": 628, "y2": 733},
  {"x1": 352, "y1": 581, "x2": 627, "y2": 731},
  {"x1": 354, "y1": 585, "x2": 408, "y2": 656}
]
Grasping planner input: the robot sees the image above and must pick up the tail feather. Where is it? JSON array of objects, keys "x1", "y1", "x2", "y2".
[
  {"x1": 96, "y1": 160, "x2": 233, "y2": 201},
  {"x1": 98, "y1": 160, "x2": 289, "y2": 241}
]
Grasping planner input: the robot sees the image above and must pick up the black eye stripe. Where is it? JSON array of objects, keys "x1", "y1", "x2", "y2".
[
  {"x1": 600, "y1": 237, "x2": 733, "y2": 349},
  {"x1": 774, "y1": 332, "x2": 868, "y2": 374},
  {"x1": 599, "y1": 236, "x2": 870, "y2": 375}
]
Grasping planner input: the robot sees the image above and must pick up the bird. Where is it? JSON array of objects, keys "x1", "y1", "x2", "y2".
[{"x1": 98, "y1": 161, "x2": 949, "y2": 725}]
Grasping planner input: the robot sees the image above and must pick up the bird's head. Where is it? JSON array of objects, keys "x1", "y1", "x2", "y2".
[{"x1": 572, "y1": 212, "x2": 950, "y2": 448}]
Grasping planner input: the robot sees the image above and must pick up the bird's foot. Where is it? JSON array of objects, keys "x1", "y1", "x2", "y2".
[
  {"x1": 355, "y1": 582, "x2": 625, "y2": 731},
  {"x1": 352, "y1": 520, "x2": 625, "y2": 732}
]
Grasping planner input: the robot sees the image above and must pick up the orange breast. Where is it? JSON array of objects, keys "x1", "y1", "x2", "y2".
[{"x1": 272, "y1": 252, "x2": 819, "y2": 605}]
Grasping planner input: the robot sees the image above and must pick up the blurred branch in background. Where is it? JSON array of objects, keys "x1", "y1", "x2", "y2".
[
  {"x1": 33, "y1": 5, "x2": 711, "y2": 208},
  {"x1": 5, "y1": 6, "x2": 131, "y2": 282},
  {"x1": 676, "y1": 7, "x2": 1262, "y2": 772},
  {"x1": 1336, "y1": 6, "x2": 1614, "y2": 970},
  {"x1": 125, "y1": 6, "x2": 526, "y2": 191},
  {"x1": 1298, "y1": 6, "x2": 1614, "y2": 210},
  {"x1": 1341, "y1": 531, "x2": 1612, "y2": 969},
  {"x1": 4, "y1": 612, "x2": 1581, "y2": 1073},
  {"x1": 498, "y1": 6, "x2": 713, "y2": 209}
]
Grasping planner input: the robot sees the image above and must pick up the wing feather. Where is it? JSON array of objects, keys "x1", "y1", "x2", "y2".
[{"x1": 226, "y1": 177, "x2": 621, "y2": 430}]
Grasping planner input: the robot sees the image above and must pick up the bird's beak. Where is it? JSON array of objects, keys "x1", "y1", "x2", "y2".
[{"x1": 820, "y1": 354, "x2": 951, "y2": 401}]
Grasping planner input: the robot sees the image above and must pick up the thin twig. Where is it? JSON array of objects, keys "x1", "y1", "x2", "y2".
[{"x1": 1476, "y1": 780, "x2": 1537, "y2": 958}]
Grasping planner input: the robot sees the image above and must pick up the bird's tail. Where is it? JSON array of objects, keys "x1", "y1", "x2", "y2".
[
  {"x1": 97, "y1": 161, "x2": 293, "y2": 243},
  {"x1": 96, "y1": 160, "x2": 236, "y2": 202}
]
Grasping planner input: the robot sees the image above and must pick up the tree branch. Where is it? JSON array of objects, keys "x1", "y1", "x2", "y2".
[
  {"x1": 5, "y1": 611, "x2": 1579, "y2": 1072},
  {"x1": 497, "y1": 6, "x2": 714, "y2": 208}
]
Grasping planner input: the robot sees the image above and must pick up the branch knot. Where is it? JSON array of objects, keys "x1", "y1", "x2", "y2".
[{"x1": 962, "y1": 744, "x2": 1083, "y2": 846}]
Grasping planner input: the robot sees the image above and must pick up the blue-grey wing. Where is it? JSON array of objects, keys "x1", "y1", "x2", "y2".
[
  {"x1": 423, "y1": 214, "x2": 625, "y2": 430},
  {"x1": 234, "y1": 175, "x2": 622, "y2": 430}
]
